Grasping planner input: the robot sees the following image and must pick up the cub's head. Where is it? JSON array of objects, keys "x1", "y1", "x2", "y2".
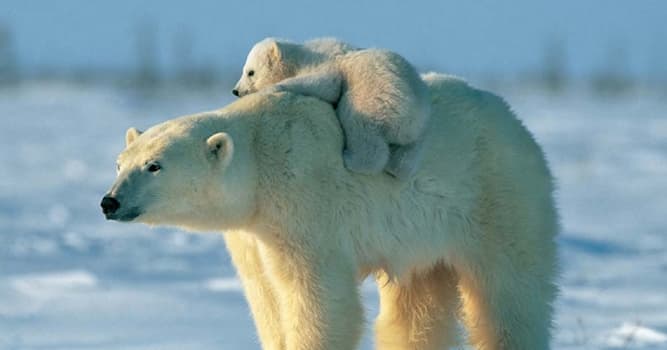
[
  {"x1": 233, "y1": 38, "x2": 296, "y2": 97},
  {"x1": 101, "y1": 118, "x2": 257, "y2": 232}
]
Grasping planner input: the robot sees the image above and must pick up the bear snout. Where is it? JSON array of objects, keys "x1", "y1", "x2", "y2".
[
  {"x1": 232, "y1": 89, "x2": 240, "y2": 97},
  {"x1": 100, "y1": 195, "x2": 120, "y2": 216}
]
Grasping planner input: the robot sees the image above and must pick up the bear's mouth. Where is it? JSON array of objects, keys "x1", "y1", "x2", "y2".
[{"x1": 105, "y1": 207, "x2": 142, "y2": 222}]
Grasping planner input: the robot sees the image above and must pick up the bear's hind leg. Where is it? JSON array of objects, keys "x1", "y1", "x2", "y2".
[
  {"x1": 375, "y1": 264, "x2": 460, "y2": 350},
  {"x1": 458, "y1": 260, "x2": 554, "y2": 350}
]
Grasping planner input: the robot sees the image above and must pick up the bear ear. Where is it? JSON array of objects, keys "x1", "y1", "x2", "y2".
[
  {"x1": 206, "y1": 132, "x2": 234, "y2": 167},
  {"x1": 268, "y1": 40, "x2": 282, "y2": 65},
  {"x1": 125, "y1": 127, "x2": 142, "y2": 146}
]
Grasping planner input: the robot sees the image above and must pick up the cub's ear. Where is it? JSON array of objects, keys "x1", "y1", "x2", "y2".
[
  {"x1": 268, "y1": 40, "x2": 283, "y2": 65},
  {"x1": 206, "y1": 132, "x2": 234, "y2": 167},
  {"x1": 125, "y1": 127, "x2": 142, "y2": 146}
]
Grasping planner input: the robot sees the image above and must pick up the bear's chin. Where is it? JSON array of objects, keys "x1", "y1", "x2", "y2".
[
  {"x1": 105, "y1": 207, "x2": 142, "y2": 222},
  {"x1": 133, "y1": 214, "x2": 225, "y2": 233}
]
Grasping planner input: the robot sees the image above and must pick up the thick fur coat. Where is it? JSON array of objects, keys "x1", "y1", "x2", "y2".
[
  {"x1": 233, "y1": 38, "x2": 431, "y2": 179},
  {"x1": 104, "y1": 73, "x2": 558, "y2": 350}
]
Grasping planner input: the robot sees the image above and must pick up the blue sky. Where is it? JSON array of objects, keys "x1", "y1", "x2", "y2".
[{"x1": 2, "y1": 0, "x2": 666, "y2": 77}]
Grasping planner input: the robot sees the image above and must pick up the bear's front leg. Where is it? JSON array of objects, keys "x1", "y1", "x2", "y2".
[
  {"x1": 224, "y1": 232, "x2": 285, "y2": 350},
  {"x1": 268, "y1": 69, "x2": 343, "y2": 104},
  {"x1": 261, "y1": 241, "x2": 364, "y2": 350}
]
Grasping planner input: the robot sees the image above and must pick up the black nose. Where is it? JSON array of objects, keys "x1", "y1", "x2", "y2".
[
  {"x1": 101, "y1": 196, "x2": 120, "y2": 215},
  {"x1": 232, "y1": 89, "x2": 239, "y2": 97}
]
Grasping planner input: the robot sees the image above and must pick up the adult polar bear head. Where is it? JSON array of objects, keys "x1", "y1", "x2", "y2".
[{"x1": 101, "y1": 91, "x2": 345, "y2": 232}]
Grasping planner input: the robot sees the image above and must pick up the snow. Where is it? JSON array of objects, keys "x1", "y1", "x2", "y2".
[
  {"x1": 10, "y1": 270, "x2": 97, "y2": 296},
  {"x1": 205, "y1": 277, "x2": 243, "y2": 292},
  {"x1": 1, "y1": 82, "x2": 666, "y2": 349},
  {"x1": 606, "y1": 323, "x2": 667, "y2": 348}
]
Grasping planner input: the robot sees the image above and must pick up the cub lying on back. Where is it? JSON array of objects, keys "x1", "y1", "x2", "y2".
[{"x1": 232, "y1": 38, "x2": 430, "y2": 179}]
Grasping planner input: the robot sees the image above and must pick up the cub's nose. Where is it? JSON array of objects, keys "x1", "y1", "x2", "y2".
[
  {"x1": 100, "y1": 195, "x2": 120, "y2": 215},
  {"x1": 232, "y1": 89, "x2": 239, "y2": 97}
]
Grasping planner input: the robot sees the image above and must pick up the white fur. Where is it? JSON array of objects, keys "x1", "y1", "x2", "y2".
[
  {"x1": 233, "y1": 38, "x2": 431, "y2": 179},
  {"x1": 303, "y1": 37, "x2": 358, "y2": 57},
  {"x1": 107, "y1": 74, "x2": 558, "y2": 350}
]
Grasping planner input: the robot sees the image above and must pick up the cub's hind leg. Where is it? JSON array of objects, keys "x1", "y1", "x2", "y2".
[{"x1": 337, "y1": 93, "x2": 390, "y2": 175}]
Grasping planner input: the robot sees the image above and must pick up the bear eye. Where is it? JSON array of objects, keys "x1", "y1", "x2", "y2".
[
  {"x1": 116, "y1": 163, "x2": 120, "y2": 172},
  {"x1": 147, "y1": 162, "x2": 161, "y2": 173},
  {"x1": 247, "y1": 70, "x2": 255, "y2": 77}
]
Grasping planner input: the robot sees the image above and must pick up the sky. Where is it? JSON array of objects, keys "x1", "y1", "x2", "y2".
[{"x1": 1, "y1": 0, "x2": 666, "y2": 78}]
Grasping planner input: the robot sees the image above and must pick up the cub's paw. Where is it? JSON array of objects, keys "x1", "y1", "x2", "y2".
[
  {"x1": 384, "y1": 143, "x2": 422, "y2": 180},
  {"x1": 343, "y1": 148, "x2": 388, "y2": 175},
  {"x1": 384, "y1": 157, "x2": 417, "y2": 180}
]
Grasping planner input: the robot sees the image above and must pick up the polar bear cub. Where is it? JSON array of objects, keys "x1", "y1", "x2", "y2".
[{"x1": 232, "y1": 38, "x2": 430, "y2": 179}]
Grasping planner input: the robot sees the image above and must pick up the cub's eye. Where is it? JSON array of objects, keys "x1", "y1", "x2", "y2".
[
  {"x1": 147, "y1": 162, "x2": 161, "y2": 173},
  {"x1": 247, "y1": 70, "x2": 255, "y2": 77},
  {"x1": 116, "y1": 164, "x2": 120, "y2": 172}
]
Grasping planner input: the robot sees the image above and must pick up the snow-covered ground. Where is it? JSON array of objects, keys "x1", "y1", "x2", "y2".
[{"x1": 0, "y1": 82, "x2": 665, "y2": 349}]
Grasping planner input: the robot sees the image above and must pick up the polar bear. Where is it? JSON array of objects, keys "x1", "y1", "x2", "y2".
[
  {"x1": 232, "y1": 38, "x2": 431, "y2": 180},
  {"x1": 102, "y1": 74, "x2": 558, "y2": 350},
  {"x1": 302, "y1": 37, "x2": 359, "y2": 57}
]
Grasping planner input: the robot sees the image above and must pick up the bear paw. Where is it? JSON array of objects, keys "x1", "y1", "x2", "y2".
[
  {"x1": 384, "y1": 143, "x2": 422, "y2": 180},
  {"x1": 343, "y1": 149, "x2": 388, "y2": 175}
]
